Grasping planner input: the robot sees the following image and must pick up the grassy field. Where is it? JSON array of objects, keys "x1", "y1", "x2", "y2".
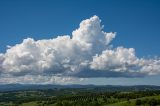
[
  {"x1": 22, "y1": 102, "x2": 37, "y2": 106},
  {"x1": 105, "y1": 95, "x2": 160, "y2": 106}
]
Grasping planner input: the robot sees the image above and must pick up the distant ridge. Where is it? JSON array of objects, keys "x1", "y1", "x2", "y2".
[{"x1": 0, "y1": 84, "x2": 160, "y2": 92}]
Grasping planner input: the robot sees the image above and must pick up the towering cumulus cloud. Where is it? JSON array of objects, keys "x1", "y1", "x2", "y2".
[{"x1": 0, "y1": 15, "x2": 160, "y2": 84}]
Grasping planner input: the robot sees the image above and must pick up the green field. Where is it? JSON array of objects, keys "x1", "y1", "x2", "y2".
[
  {"x1": 105, "y1": 95, "x2": 160, "y2": 106},
  {"x1": 1, "y1": 95, "x2": 159, "y2": 106}
]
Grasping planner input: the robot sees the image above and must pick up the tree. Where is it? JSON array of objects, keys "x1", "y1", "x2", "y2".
[
  {"x1": 135, "y1": 99, "x2": 141, "y2": 106},
  {"x1": 55, "y1": 101, "x2": 63, "y2": 106},
  {"x1": 148, "y1": 99, "x2": 158, "y2": 106}
]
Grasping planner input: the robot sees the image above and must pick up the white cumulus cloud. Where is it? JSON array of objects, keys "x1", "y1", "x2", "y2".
[{"x1": 0, "y1": 15, "x2": 159, "y2": 84}]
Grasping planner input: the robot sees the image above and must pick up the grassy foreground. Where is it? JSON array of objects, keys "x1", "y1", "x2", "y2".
[
  {"x1": 3, "y1": 95, "x2": 158, "y2": 106},
  {"x1": 105, "y1": 95, "x2": 160, "y2": 106},
  {"x1": 18, "y1": 95, "x2": 160, "y2": 106}
]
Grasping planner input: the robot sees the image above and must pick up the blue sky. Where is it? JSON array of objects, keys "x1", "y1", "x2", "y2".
[{"x1": 0, "y1": 0, "x2": 160, "y2": 85}]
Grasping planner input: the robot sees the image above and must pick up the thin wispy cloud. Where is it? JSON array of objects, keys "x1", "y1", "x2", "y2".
[{"x1": 0, "y1": 16, "x2": 160, "y2": 84}]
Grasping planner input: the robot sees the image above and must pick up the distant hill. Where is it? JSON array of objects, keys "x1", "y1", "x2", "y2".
[{"x1": 0, "y1": 84, "x2": 160, "y2": 92}]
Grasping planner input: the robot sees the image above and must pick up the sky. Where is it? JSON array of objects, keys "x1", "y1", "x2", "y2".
[{"x1": 0, "y1": 0, "x2": 160, "y2": 85}]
